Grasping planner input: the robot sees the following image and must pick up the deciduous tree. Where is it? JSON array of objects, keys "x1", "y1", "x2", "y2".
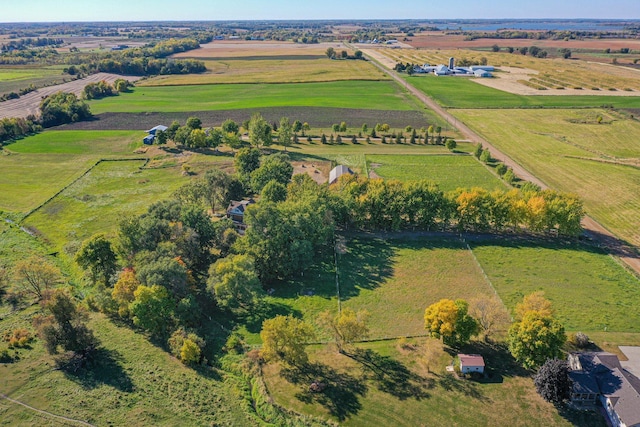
[
  {"x1": 207, "y1": 254, "x2": 264, "y2": 314},
  {"x1": 75, "y1": 233, "x2": 118, "y2": 287},
  {"x1": 14, "y1": 256, "x2": 61, "y2": 300},
  {"x1": 508, "y1": 311, "x2": 566, "y2": 369},
  {"x1": 319, "y1": 308, "x2": 369, "y2": 353},
  {"x1": 129, "y1": 285, "x2": 174, "y2": 338},
  {"x1": 534, "y1": 358, "x2": 572, "y2": 405},
  {"x1": 260, "y1": 315, "x2": 315, "y2": 366},
  {"x1": 424, "y1": 299, "x2": 479, "y2": 347}
]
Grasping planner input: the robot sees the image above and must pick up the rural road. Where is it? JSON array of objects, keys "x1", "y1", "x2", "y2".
[
  {"x1": 0, "y1": 72, "x2": 140, "y2": 120},
  {"x1": 361, "y1": 47, "x2": 640, "y2": 276}
]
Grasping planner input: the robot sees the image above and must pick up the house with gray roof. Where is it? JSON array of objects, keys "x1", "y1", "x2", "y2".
[{"x1": 569, "y1": 352, "x2": 640, "y2": 427}]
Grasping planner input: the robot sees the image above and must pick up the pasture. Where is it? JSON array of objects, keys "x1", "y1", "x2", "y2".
[
  {"x1": 471, "y1": 238, "x2": 640, "y2": 333},
  {"x1": 0, "y1": 65, "x2": 66, "y2": 95},
  {"x1": 89, "y1": 81, "x2": 423, "y2": 114},
  {"x1": 24, "y1": 160, "x2": 189, "y2": 255},
  {"x1": 406, "y1": 75, "x2": 640, "y2": 109},
  {"x1": 365, "y1": 154, "x2": 505, "y2": 191},
  {"x1": 452, "y1": 108, "x2": 640, "y2": 246},
  {"x1": 140, "y1": 58, "x2": 387, "y2": 86}
]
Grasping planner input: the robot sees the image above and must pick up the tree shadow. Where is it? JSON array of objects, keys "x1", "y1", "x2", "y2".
[
  {"x1": 242, "y1": 300, "x2": 302, "y2": 334},
  {"x1": 337, "y1": 237, "x2": 395, "y2": 300},
  {"x1": 459, "y1": 341, "x2": 531, "y2": 380},
  {"x1": 281, "y1": 362, "x2": 367, "y2": 421},
  {"x1": 60, "y1": 347, "x2": 134, "y2": 392},
  {"x1": 347, "y1": 348, "x2": 433, "y2": 400}
]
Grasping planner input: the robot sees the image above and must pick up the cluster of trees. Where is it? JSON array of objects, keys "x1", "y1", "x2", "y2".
[
  {"x1": 0, "y1": 117, "x2": 41, "y2": 145},
  {"x1": 330, "y1": 175, "x2": 584, "y2": 236},
  {"x1": 81, "y1": 79, "x2": 131, "y2": 100},
  {"x1": 0, "y1": 37, "x2": 63, "y2": 52},
  {"x1": 96, "y1": 57, "x2": 205, "y2": 76},
  {"x1": 325, "y1": 47, "x2": 364, "y2": 60},
  {"x1": 0, "y1": 84, "x2": 37, "y2": 102},
  {"x1": 39, "y1": 91, "x2": 92, "y2": 127},
  {"x1": 464, "y1": 30, "x2": 619, "y2": 41}
]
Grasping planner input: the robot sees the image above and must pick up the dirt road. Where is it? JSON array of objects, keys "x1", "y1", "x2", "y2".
[
  {"x1": 361, "y1": 48, "x2": 640, "y2": 275},
  {"x1": 0, "y1": 73, "x2": 140, "y2": 120}
]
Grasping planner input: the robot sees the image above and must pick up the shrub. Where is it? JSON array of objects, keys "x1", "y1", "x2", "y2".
[
  {"x1": 496, "y1": 163, "x2": 508, "y2": 176},
  {"x1": 568, "y1": 332, "x2": 590, "y2": 348},
  {"x1": 5, "y1": 328, "x2": 32, "y2": 348},
  {"x1": 445, "y1": 139, "x2": 457, "y2": 151},
  {"x1": 480, "y1": 149, "x2": 492, "y2": 163},
  {"x1": 503, "y1": 168, "x2": 516, "y2": 184},
  {"x1": 0, "y1": 348, "x2": 12, "y2": 363},
  {"x1": 224, "y1": 332, "x2": 248, "y2": 354},
  {"x1": 474, "y1": 143, "x2": 483, "y2": 159},
  {"x1": 168, "y1": 328, "x2": 205, "y2": 365}
]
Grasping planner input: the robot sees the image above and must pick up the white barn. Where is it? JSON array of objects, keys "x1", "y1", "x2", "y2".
[
  {"x1": 458, "y1": 354, "x2": 485, "y2": 374},
  {"x1": 329, "y1": 165, "x2": 353, "y2": 185}
]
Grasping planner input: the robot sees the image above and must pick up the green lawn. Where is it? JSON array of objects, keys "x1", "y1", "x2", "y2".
[
  {"x1": 366, "y1": 154, "x2": 506, "y2": 191},
  {"x1": 453, "y1": 108, "x2": 640, "y2": 246},
  {"x1": 407, "y1": 75, "x2": 640, "y2": 109},
  {"x1": 24, "y1": 160, "x2": 189, "y2": 257},
  {"x1": 470, "y1": 239, "x2": 640, "y2": 333},
  {"x1": 89, "y1": 81, "x2": 422, "y2": 113}
]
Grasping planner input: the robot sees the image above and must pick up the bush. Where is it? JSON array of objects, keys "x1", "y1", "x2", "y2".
[
  {"x1": 224, "y1": 332, "x2": 248, "y2": 354},
  {"x1": 496, "y1": 163, "x2": 508, "y2": 176},
  {"x1": 503, "y1": 168, "x2": 516, "y2": 184},
  {"x1": 480, "y1": 149, "x2": 492, "y2": 163},
  {"x1": 168, "y1": 328, "x2": 205, "y2": 365},
  {"x1": 474, "y1": 143, "x2": 483, "y2": 159},
  {"x1": 445, "y1": 139, "x2": 457, "y2": 151},
  {"x1": 0, "y1": 348, "x2": 12, "y2": 363},
  {"x1": 4, "y1": 328, "x2": 33, "y2": 348},
  {"x1": 569, "y1": 332, "x2": 590, "y2": 348}
]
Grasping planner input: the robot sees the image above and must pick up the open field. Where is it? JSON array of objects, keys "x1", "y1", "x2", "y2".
[
  {"x1": 471, "y1": 238, "x2": 640, "y2": 333},
  {"x1": 340, "y1": 237, "x2": 506, "y2": 339},
  {"x1": 24, "y1": 160, "x2": 189, "y2": 254},
  {"x1": 406, "y1": 75, "x2": 640, "y2": 108},
  {"x1": 140, "y1": 58, "x2": 386, "y2": 85},
  {"x1": 374, "y1": 47, "x2": 640, "y2": 95},
  {"x1": 404, "y1": 32, "x2": 640, "y2": 52},
  {"x1": 263, "y1": 340, "x2": 602, "y2": 427},
  {"x1": 62, "y1": 107, "x2": 441, "y2": 131},
  {"x1": 366, "y1": 154, "x2": 506, "y2": 191},
  {"x1": 452, "y1": 108, "x2": 640, "y2": 246},
  {"x1": 89, "y1": 81, "x2": 423, "y2": 114},
  {"x1": 0, "y1": 72, "x2": 140, "y2": 119},
  {"x1": 6, "y1": 130, "x2": 141, "y2": 155},
  {"x1": 0, "y1": 309, "x2": 253, "y2": 426},
  {"x1": 0, "y1": 65, "x2": 68, "y2": 95},
  {"x1": 172, "y1": 41, "x2": 339, "y2": 59}
]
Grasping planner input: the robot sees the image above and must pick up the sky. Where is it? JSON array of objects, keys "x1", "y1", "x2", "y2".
[{"x1": 2, "y1": 0, "x2": 640, "y2": 22}]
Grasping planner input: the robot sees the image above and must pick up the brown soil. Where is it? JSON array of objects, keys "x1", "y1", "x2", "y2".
[
  {"x1": 292, "y1": 161, "x2": 331, "y2": 184},
  {"x1": 172, "y1": 41, "x2": 342, "y2": 59},
  {"x1": 59, "y1": 108, "x2": 432, "y2": 131},
  {"x1": 0, "y1": 73, "x2": 140, "y2": 120},
  {"x1": 406, "y1": 32, "x2": 640, "y2": 51}
]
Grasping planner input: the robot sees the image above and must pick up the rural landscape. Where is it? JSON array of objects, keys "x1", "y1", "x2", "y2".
[{"x1": 1, "y1": 10, "x2": 640, "y2": 427}]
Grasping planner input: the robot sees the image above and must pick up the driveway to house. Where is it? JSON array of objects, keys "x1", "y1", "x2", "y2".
[
  {"x1": 619, "y1": 347, "x2": 640, "y2": 378},
  {"x1": 356, "y1": 45, "x2": 640, "y2": 277}
]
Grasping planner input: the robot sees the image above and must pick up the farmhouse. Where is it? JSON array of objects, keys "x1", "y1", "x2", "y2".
[
  {"x1": 226, "y1": 199, "x2": 256, "y2": 233},
  {"x1": 329, "y1": 165, "x2": 353, "y2": 185},
  {"x1": 569, "y1": 352, "x2": 640, "y2": 426},
  {"x1": 458, "y1": 354, "x2": 485, "y2": 374}
]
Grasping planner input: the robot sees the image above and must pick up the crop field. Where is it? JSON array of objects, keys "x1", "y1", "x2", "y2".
[
  {"x1": 452, "y1": 108, "x2": 640, "y2": 246},
  {"x1": 171, "y1": 41, "x2": 337, "y2": 59},
  {"x1": 89, "y1": 81, "x2": 422, "y2": 114},
  {"x1": 405, "y1": 75, "x2": 640, "y2": 108},
  {"x1": 24, "y1": 160, "x2": 189, "y2": 255},
  {"x1": 140, "y1": 58, "x2": 387, "y2": 85},
  {"x1": 0, "y1": 65, "x2": 66, "y2": 94},
  {"x1": 366, "y1": 154, "x2": 506, "y2": 191},
  {"x1": 379, "y1": 48, "x2": 640, "y2": 93},
  {"x1": 471, "y1": 239, "x2": 640, "y2": 333}
]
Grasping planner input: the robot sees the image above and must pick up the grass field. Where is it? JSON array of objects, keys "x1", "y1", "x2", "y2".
[
  {"x1": 0, "y1": 309, "x2": 253, "y2": 426},
  {"x1": 365, "y1": 154, "x2": 506, "y2": 191},
  {"x1": 7, "y1": 130, "x2": 142, "y2": 155},
  {"x1": 24, "y1": 160, "x2": 189, "y2": 256},
  {"x1": 452, "y1": 108, "x2": 640, "y2": 246},
  {"x1": 139, "y1": 58, "x2": 388, "y2": 85},
  {"x1": 406, "y1": 75, "x2": 640, "y2": 108},
  {"x1": 263, "y1": 340, "x2": 602, "y2": 427},
  {"x1": 339, "y1": 237, "x2": 506, "y2": 338},
  {"x1": 471, "y1": 239, "x2": 640, "y2": 333},
  {"x1": 0, "y1": 65, "x2": 67, "y2": 95},
  {"x1": 89, "y1": 81, "x2": 422, "y2": 114}
]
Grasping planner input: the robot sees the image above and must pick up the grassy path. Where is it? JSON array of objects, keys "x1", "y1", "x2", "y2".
[
  {"x1": 0, "y1": 393, "x2": 95, "y2": 426},
  {"x1": 360, "y1": 49, "x2": 640, "y2": 277}
]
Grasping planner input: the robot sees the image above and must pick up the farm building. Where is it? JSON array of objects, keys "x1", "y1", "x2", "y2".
[
  {"x1": 143, "y1": 134, "x2": 155, "y2": 145},
  {"x1": 458, "y1": 354, "x2": 485, "y2": 374},
  {"x1": 147, "y1": 125, "x2": 168, "y2": 135},
  {"x1": 226, "y1": 199, "x2": 256, "y2": 233},
  {"x1": 473, "y1": 69, "x2": 492, "y2": 78},
  {"x1": 329, "y1": 165, "x2": 353, "y2": 185},
  {"x1": 569, "y1": 352, "x2": 640, "y2": 426},
  {"x1": 434, "y1": 65, "x2": 450, "y2": 76}
]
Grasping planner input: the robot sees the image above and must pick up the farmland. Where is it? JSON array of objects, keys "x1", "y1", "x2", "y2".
[
  {"x1": 452, "y1": 108, "x2": 640, "y2": 246},
  {"x1": 366, "y1": 154, "x2": 506, "y2": 191},
  {"x1": 0, "y1": 65, "x2": 67, "y2": 95},
  {"x1": 89, "y1": 81, "x2": 423, "y2": 114}
]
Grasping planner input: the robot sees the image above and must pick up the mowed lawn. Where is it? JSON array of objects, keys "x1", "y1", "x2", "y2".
[
  {"x1": 453, "y1": 108, "x2": 640, "y2": 246},
  {"x1": 139, "y1": 58, "x2": 388, "y2": 85},
  {"x1": 407, "y1": 75, "x2": 640, "y2": 108},
  {"x1": 339, "y1": 237, "x2": 507, "y2": 338},
  {"x1": 0, "y1": 131, "x2": 144, "y2": 213},
  {"x1": 471, "y1": 239, "x2": 640, "y2": 333},
  {"x1": 89, "y1": 81, "x2": 421, "y2": 114},
  {"x1": 366, "y1": 154, "x2": 506, "y2": 191},
  {"x1": 25, "y1": 160, "x2": 189, "y2": 255}
]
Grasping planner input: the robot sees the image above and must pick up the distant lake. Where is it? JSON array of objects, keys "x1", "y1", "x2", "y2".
[{"x1": 434, "y1": 20, "x2": 638, "y2": 32}]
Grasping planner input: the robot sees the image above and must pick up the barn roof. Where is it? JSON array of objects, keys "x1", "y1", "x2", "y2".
[{"x1": 459, "y1": 354, "x2": 485, "y2": 367}]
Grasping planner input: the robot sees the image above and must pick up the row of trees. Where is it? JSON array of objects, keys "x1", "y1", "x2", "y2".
[
  {"x1": 0, "y1": 117, "x2": 41, "y2": 145},
  {"x1": 81, "y1": 79, "x2": 132, "y2": 100},
  {"x1": 330, "y1": 175, "x2": 584, "y2": 236}
]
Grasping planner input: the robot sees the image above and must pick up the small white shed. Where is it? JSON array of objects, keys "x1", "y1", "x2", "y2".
[
  {"x1": 329, "y1": 165, "x2": 353, "y2": 185},
  {"x1": 459, "y1": 354, "x2": 485, "y2": 374}
]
